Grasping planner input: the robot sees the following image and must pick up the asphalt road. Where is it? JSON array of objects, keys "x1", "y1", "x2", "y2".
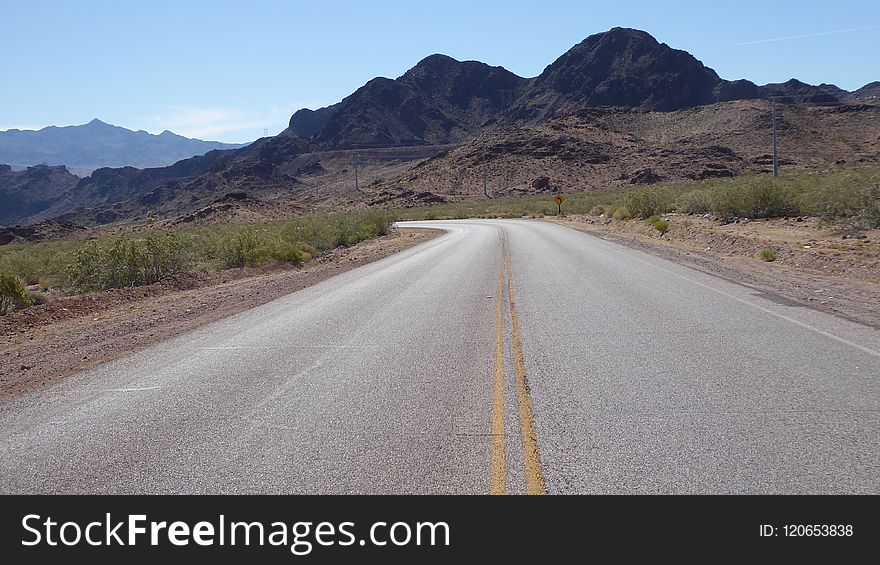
[{"x1": 1, "y1": 219, "x2": 878, "y2": 494}]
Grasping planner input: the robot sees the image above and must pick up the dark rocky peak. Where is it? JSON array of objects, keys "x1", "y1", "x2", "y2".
[
  {"x1": 538, "y1": 27, "x2": 720, "y2": 94},
  {"x1": 760, "y1": 79, "x2": 842, "y2": 104},
  {"x1": 515, "y1": 27, "x2": 724, "y2": 118},
  {"x1": 849, "y1": 81, "x2": 880, "y2": 100},
  {"x1": 400, "y1": 54, "x2": 526, "y2": 109},
  {"x1": 402, "y1": 53, "x2": 462, "y2": 78},
  {"x1": 287, "y1": 103, "x2": 343, "y2": 139},
  {"x1": 714, "y1": 78, "x2": 762, "y2": 102}
]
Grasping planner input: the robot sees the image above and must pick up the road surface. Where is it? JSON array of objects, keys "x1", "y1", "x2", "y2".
[{"x1": 1, "y1": 219, "x2": 878, "y2": 494}]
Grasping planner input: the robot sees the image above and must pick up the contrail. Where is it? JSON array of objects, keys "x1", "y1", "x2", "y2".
[{"x1": 739, "y1": 25, "x2": 880, "y2": 45}]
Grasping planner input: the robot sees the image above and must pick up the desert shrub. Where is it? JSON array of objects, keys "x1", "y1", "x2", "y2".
[
  {"x1": 653, "y1": 219, "x2": 669, "y2": 236},
  {"x1": 265, "y1": 236, "x2": 305, "y2": 264},
  {"x1": 708, "y1": 177, "x2": 797, "y2": 218},
  {"x1": 356, "y1": 209, "x2": 395, "y2": 238},
  {"x1": 286, "y1": 210, "x2": 396, "y2": 250},
  {"x1": 142, "y1": 233, "x2": 185, "y2": 283},
  {"x1": 860, "y1": 184, "x2": 880, "y2": 228},
  {"x1": 68, "y1": 234, "x2": 187, "y2": 291},
  {"x1": 800, "y1": 177, "x2": 880, "y2": 228},
  {"x1": 623, "y1": 187, "x2": 672, "y2": 218},
  {"x1": 760, "y1": 248, "x2": 777, "y2": 262},
  {"x1": 743, "y1": 177, "x2": 797, "y2": 218},
  {"x1": 103, "y1": 238, "x2": 148, "y2": 288},
  {"x1": 67, "y1": 240, "x2": 105, "y2": 291},
  {"x1": 646, "y1": 215, "x2": 661, "y2": 226},
  {"x1": 612, "y1": 207, "x2": 630, "y2": 221},
  {"x1": 677, "y1": 189, "x2": 713, "y2": 215},
  {"x1": 220, "y1": 229, "x2": 265, "y2": 268},
  {"x1": 0, "y1": 272, "x2": 33, "y2": 315},
  {"x1": 337, "y1": 215, "x2": 369, "y2": 246}
]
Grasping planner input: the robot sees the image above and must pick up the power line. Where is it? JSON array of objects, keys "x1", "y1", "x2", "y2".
[{"x1": 764, "y1": 89, "x2": 846, "y2": 178}]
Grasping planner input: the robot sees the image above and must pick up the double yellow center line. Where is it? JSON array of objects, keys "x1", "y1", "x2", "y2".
[{"x1": 490, "y1": 230, "x2": 546, "y2": 495}]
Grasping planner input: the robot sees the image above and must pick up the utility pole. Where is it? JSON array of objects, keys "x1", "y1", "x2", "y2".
[
  {"x1": 482, "y1": 140, "x2": 489, "y2": 198},
  {"x1": 354, "y1": 154, "x2": 360, "y2": 193},
  {"x1": 263, "y1": 128, "x2": 269, "y2": 138},
  {"x1": 772, "y1": 98, "x2": 779, "y2": 177}
]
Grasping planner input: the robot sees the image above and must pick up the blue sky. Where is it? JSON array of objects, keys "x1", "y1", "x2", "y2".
[{"x1": 2, "y1": 0, "x2": 878, "y2": 143}]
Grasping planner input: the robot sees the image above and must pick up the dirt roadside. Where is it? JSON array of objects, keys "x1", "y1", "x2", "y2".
[
  {"x1": 0, "y1": 229, "x2": 439, "y2": 401},
  {"x1": 551, "y1": 215, "x2": 880, "y2": 329}
]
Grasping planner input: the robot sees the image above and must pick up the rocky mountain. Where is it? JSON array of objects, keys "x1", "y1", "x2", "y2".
[
  {"x1": 849, "y1": 81, "x2": 880, "y2": 101},
  {"x1": 29, "y1": 147, "x2": 244, "y2": 225},
  {"x1": 289, "y1": 55, "x2": 527, "y2": 148},
  {"x1": 288, "y1": 103, "x2": 343, "y2": 138},
  {"x1": 0, "y1": 165, "x2": 80, "y2": 226},
  {"x1": 3, "y1": 28, "x2": 877, "y2": 227},
  {"x1": 759, "y1": 79, "x2": 845, "y2": 104},
  {"x1": 509, "y1": 28, "x2": 750, "y2": 120},
  {"x1": 0, "y1": 119, "x2": 248, "y2": 176},
  {"x1": 368, "y1": 100, "x2": 880, "y2": 205}
]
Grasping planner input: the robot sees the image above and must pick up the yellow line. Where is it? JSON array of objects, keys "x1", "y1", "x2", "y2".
[
  {"x1": 489, "y1": 238, "x2": 506, "y2": 495},
  {"x1": 504, "y1": 242, "x2": 546, "y2": 495}
]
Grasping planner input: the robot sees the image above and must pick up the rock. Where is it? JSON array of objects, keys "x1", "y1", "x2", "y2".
[
  {"x1": 630, "y1": 168, "x2": 666, "y2": 184},
  {"x1": 531, "y1": 176, "x2": 551, "y2": 190}
]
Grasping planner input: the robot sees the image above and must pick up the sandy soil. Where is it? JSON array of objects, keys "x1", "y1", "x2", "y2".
[
  {"x1": 553, "y1": 215, "x2": 880, "y2": 328},
  {"x1": 0, "y1": 229, "x2": 438, "y2": 401}
]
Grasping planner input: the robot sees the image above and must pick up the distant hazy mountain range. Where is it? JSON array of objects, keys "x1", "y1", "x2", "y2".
[{"x1": 0, "y1": 119, "x2": 248, "y2": 176}]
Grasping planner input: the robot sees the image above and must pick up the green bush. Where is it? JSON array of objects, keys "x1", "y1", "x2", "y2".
[
  {"x1": 0, "y1": 272, "x2": 32, "y2": 315},
  {"x1": 677, "y1": 189, "x2": 713, "y2": 214},
  {"x1": 760, "y1": 248, "x2": 777, "y2": 262},
  {"x1": 68, "y1": 234, "x2": 187, "y2": 291},
  {"x1": 799, "y1": 177, "x2": 880, "y2": 228},
  {"x1": 612, "y1": 207, "x2": 630, "y2": 221},
  {"x1": 653, "y1": 219, "x2": 669, "y2": 236},
  {"x1": 623, "y1": 187, "x2": 672, "y2": 219},
  {"x1": 743, "y1": 177, "x2": 796, "y2": 218},
  {"x1": 67, "y1": 241, "x2": 105, "y2": 291},
  {"x1": 0, "y1": 209, "x2": 398, "y2": 296},
  {"x1": 708, "y1": 177, "x2": 797, "y2": 219},
  {"x1": 220, "y1": 229, "x2": 265, "y2": 268},
  {"x1": 142, "y1": 233, "x2": 185, "y2": 283}
]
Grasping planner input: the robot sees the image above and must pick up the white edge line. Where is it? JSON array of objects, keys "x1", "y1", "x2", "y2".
[{"x1": 612, "y1": 248, "x2": 880, "y2": 359}]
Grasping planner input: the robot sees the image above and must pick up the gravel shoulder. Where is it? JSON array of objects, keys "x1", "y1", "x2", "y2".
[
  {"x1": 0, "y1": 229, "x2": 439, "y2": 401},
  {"x1": 551, "y1": 215, "x2": 880, "y2": 329}
]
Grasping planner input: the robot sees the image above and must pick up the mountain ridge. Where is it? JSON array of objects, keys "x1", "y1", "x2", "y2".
[{"x1": 2, "y1": 27, "x2": 878, "y2": 227}]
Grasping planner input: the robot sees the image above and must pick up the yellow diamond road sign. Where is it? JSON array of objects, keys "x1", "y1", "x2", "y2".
[{"x1": 554, "y1": 195, "x2": 565, "y2": 206}]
